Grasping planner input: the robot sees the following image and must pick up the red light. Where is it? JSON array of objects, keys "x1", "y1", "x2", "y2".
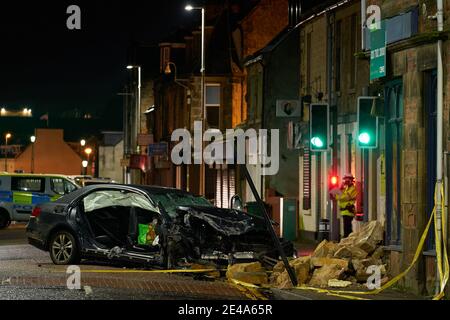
[
  {"x1": 330, "y1": 176, "x2": 338, "y2": 186},
  {"x1": 31, "y1": 207, "x2": 42, "y2": 218}
]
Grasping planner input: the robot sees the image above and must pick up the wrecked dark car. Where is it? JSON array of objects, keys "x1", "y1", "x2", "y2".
[{"x1": 26, "y1": 184, "x2": 294, "y2": 268}]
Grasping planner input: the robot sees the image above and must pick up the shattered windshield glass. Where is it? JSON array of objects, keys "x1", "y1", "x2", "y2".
[
  {"x1": 149, "y1": 192, "x2": 213, "y2": 217},
  {"x1": 83, "y1": 190, "x2": 158, "y2": 213}
]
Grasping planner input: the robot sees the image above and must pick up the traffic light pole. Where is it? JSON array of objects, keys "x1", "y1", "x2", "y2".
[{"x1": 239, "y1": 161, "x2": 298, "y2": 287}]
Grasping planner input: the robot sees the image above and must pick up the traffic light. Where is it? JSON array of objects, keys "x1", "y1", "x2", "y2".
[
  {"x1": 357, "y1": 97, "x2": 379, "y2": 149},
  {"x1": 329, "y1": 175, "x2": 339, "y2": 189},
  {"x1": 309, "y1": 103, "x2": 329, "y2": 151}
]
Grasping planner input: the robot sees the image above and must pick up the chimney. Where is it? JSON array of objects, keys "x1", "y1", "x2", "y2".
[{"x1": 289, "y1": 0, "x2": 302, "y2": 28}]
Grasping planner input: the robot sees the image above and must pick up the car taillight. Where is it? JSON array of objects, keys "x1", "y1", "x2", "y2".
[{"x1": 31, "y1": 207, "x2": 42, "y2": 218}]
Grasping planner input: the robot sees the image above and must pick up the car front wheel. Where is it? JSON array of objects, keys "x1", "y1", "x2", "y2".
[
  {"x1": 0, "y1": 211, "x2": 11, "y2": 230},
  {"x1": 49, "y1": 231, "x2": 80, "y2": 265}
]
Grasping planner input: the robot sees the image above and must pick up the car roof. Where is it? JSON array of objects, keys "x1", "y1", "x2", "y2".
[
  {"x1": 80, "y1": 184, "x2": 197, "y2": 196},
  {"x1": 0, "y1": 173, "x2": 72, "y2": 179}
]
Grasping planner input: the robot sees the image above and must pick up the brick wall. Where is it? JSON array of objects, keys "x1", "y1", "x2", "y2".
[{"x1": 240, "y1": 0, "x2": 289, "y2": 59}]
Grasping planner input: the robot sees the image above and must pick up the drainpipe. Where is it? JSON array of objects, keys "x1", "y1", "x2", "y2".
[
  {"x1": 361, "y1": 0, "x2": 366, "y2": 50},
  {"x1": 435, "y1": 0, "x2": 444, "y2": 295}
]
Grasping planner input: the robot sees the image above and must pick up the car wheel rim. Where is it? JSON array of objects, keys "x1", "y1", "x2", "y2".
[{"x1": 52, "y1": 234, "x2": 73, "y2": 263}]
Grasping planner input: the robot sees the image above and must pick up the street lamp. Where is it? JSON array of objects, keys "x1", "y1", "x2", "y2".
[
  {"x1": 30, "y1": 135, "x2": 36, "y2": 173},
  {"x1": 126, "y1": 65, "x2": 142, "y2": 155},
  {"x1": 186, "y1": 4, "x2": 206, "y2": 196},
  {"x1": 82, "y1": 160, "x2": 88, "y2": 175},
  {"x1": 4, "y1": 133, "x2": 11, "y2": 172},
  {"x1": 80, "y1": 139, "x2": 86, "y2": 147}
]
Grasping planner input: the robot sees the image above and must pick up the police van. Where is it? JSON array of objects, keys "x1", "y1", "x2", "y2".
[{"x1": 0, "y1": 173, "x2": 79, "y2": 229}]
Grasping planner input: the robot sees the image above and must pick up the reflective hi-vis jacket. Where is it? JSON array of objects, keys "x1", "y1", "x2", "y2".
[{"x1": 335, "y1": 184, "x2": 357, "y2": 217}]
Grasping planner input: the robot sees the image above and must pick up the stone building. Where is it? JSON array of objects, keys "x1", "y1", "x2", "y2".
[{"x1": 296, "y1": 0, "x2": 450, "y2": 296}]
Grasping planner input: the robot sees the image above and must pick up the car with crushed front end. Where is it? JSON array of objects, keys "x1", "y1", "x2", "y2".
[{"x1": 26, "y1": 184, "x2": 294, "y2": 268}]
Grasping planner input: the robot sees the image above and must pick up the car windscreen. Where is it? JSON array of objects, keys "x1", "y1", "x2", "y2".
[
  {"x1": 149, "y1": 192, "x2": 213, "y2": 217},
  {"x1": 83, "y1": 190, "x2": 158, "y2": 213}
]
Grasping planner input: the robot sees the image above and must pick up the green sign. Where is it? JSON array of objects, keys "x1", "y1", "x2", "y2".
[{"x1": 370, "y1": 22, "x2": 386, "y2": 81}]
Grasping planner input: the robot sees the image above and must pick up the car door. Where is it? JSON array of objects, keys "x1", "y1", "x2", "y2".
[
  {"x1": 10, "y1": 176, "x2": 47, "y2": 221},
  {"x1": 78, "y1": 187, "x2": 162, "y2": 257}
]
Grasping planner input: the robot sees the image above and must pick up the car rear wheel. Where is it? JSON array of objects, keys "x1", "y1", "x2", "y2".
[{"x1": 49, "y1": 231, "x2": 80, "y2": 265}]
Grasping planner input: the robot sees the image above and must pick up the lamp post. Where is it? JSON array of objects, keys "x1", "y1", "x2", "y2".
[
  {"x1": 4, "y1": 133, "x2": 11, "y2": 172},
  {"x1": 127, "y1": 65, "x2": 142, "y2": 154},
  {"x1": 30, "y1": 135, "x2": 36, "y2": 173},
  {"x1": 85, "y1": 147, "x2": 93, "y2": 175},
  {"x1": 82, "y1": 160, "x2": 88, "y2": 176},
  {"x1": 186, "y1": 4, "x2": 206, "y2": 196}
]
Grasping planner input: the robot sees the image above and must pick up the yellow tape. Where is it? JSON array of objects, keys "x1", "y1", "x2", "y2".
[
  {"x1": 51, "y1": 269, "x2": 225, "y2": 274},
  {"x1": 228, "y1": 279, "x2": 268, "y2": 300}
]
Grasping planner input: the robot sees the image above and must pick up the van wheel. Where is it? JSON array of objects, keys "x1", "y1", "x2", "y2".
[
  {"x1": 0, "y1": 211, "x2": 10, "y2": 230},
  {"x1": 49, "y1": 231, "x2": 80, "y2": 265}
]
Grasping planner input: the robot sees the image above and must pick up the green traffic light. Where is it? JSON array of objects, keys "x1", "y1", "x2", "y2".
[
  {"x1": 358, "y1": 132, "x2": 371, "y2": 144},
  {"x1": 311, "y1": 137, "x2": 324, "y2": 148}
]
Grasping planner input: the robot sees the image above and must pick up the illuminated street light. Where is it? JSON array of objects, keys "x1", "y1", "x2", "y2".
[
  {"x1": 80, "y1": 139, "x2": 86, "y2": 147},
  {"x1": 185, "y1": 3, "x2": 206, "y2": 196},
  {"x1": 4, "y1": 133, "x2": 12, "y2": 172},
  {"x1": 85, "y1": 147, "x2": 92, "y2": 156},
  {"x1": 82, "y1": 160, "x2": 88, "y2": 175},
  {"x1": 30, "y1": 135, "x2": 36, "y2": 173}
]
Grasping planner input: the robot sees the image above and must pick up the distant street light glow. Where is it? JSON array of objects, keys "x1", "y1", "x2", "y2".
[
  {"x1": 30, "y1": 136, "x2": 36, "y2": 143},
  {"x1": 185, "y1": 5, "x2": 194, "y2": 11},
  {"x1": 80, "y1": 139, "x2": 86, "y2": 147},
  {"x1": 85, "y1": 147, "x2": 92, "y2": 156},
  {"x1": 82, "y1": 160, "x2": 88, "y2": 168}
]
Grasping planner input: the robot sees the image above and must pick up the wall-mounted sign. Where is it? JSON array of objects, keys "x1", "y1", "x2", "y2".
[
  {"x1": 370, "y1": 21, "x2": 386, "y2": 81},
  {"x1": 148, "y1": 142, "x2": 168, "y2": 157},
  {"x1": 276, "y1": 100, "x2": 302, "y2": 117},
  {"x1": 137, "y1": 134, "x2": 153, "y2": 146}
]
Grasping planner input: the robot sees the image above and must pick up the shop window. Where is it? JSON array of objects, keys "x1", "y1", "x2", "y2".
[
  {"x1": 385, "y1": 79, "x2": 403, "y2": 246},
  {"x1": 205, "y1": 84, "x2": 221, "y2": 128}
]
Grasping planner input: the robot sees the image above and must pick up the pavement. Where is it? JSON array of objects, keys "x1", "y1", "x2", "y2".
[
  {"x1": 0, "y1": 224, "x2": 428, "y2": 300},
  {"x1": 0, "y1": 223, "x2": 247, "y2": 300}
]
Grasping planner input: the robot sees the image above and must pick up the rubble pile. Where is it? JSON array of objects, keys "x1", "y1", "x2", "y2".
[{"x1": 270, "y1": 221, "x2": 387, "y2": 289}]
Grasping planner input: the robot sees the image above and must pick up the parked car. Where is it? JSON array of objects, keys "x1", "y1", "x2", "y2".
[
  {"x1": 0, "y1": 173, "x2": 79, "y2": 229},
  {"x1": 26, "y1": 184, "x2": 294, "y2": 267}
]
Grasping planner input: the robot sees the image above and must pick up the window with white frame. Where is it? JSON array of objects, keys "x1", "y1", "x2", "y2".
[{"x1": 205, "y1": 84, "x2": 221, "y2": 128}]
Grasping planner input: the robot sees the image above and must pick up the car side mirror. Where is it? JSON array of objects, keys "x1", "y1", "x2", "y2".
[{"x1": 230, "y1": 195, "x2": 244, "y2": 211}]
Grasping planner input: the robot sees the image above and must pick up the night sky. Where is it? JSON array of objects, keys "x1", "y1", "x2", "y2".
[{"x1": 0, "y1": 0, "x2": 198, "y2": 143}]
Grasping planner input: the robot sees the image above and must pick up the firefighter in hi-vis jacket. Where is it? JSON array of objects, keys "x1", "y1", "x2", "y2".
[{"x1": 332, "y1": 173, "x2": 357, "y2": 238}]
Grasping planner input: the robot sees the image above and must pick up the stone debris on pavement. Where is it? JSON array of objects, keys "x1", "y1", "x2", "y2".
[
  {"x1": 327, "y1": 279, "x2": 353, "y2": 288},
  {"x1": 226, "y1": 262, "x2": 269, "y2": 285},
  {"x1": 268, "y1": 221, "x2": 387, "y2": 289}
]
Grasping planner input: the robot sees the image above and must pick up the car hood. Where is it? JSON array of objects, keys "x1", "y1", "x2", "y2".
[{"x1": 176, "y1": 205, "x2": 268, "y2": 237}]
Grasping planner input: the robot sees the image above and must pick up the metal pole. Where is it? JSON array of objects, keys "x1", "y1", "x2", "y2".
[
  {"x1": 361, "y1": 0, "x2": 366, "y2": 50},
  {"x1": 4, "y1": 138, "x2": 8, "y2": 172},
  {"x1": 137, "y1": 66, "x2": 142, "y2": 153},
  {"x1": 31, "y1": 143, "x2": 35, "y2": 174},
  {"x1": 435, "y1": 0, "x2": 444, "y2": 294},
  {"x1": 200, "y1": 7, "x2": 206, "y2": 196}
]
